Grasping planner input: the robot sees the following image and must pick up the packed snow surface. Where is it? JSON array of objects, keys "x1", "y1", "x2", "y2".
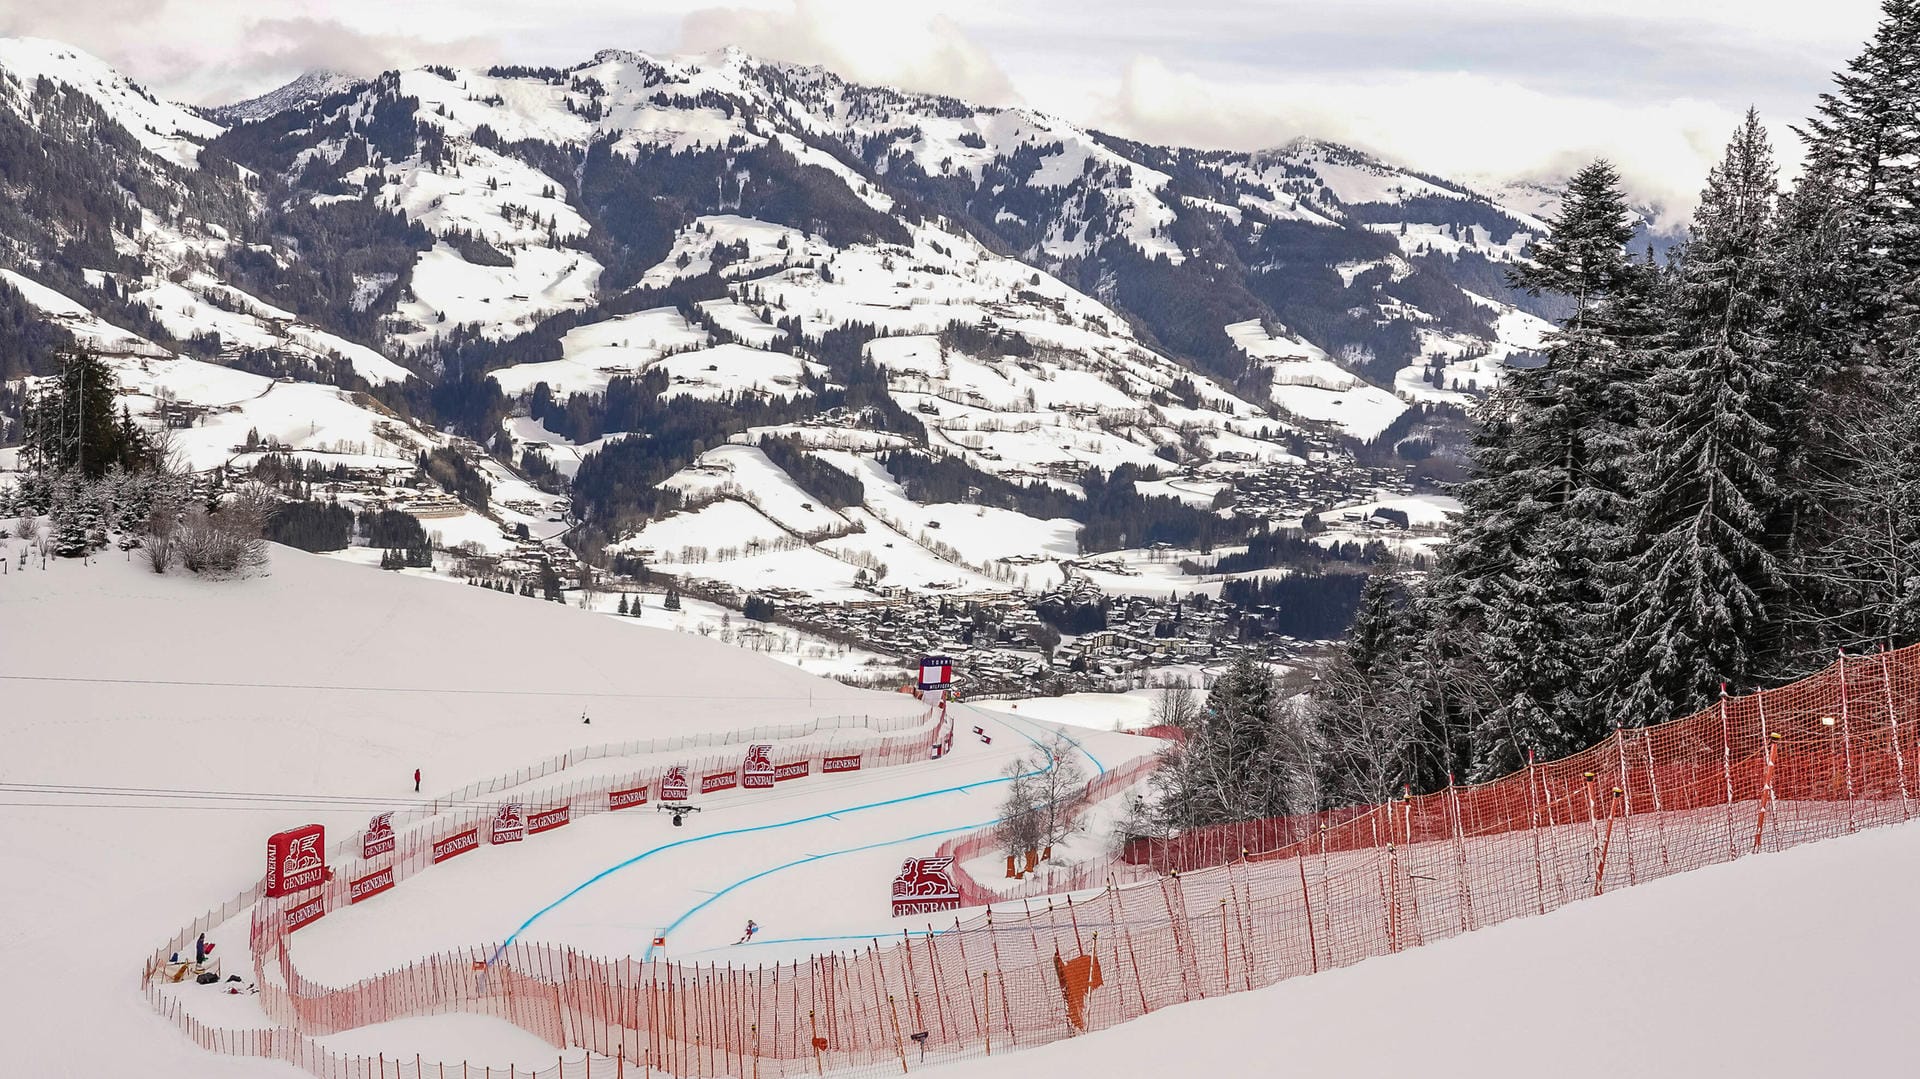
[{"x1": 935, "y1": 817, "x2": 1920, "y2": 1079}]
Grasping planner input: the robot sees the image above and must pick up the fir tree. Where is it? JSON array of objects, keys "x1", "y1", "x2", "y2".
[
  {"x1": 617, "y1": 593, "x2": 630, "y2": 616},
  {"x1": 1779, "y1": 2, "x2": 1920, "y2": 655},
  {"x1": 1441, "y1": 161, "x2": 1654, "y2": 778},
  {"x1": 664, "y1": 586, "x2": 681, "y2": 611},
  {"x1": 1617, "y1": 112, "x2": 1792, "y2": 726},
  {"x1": 23, "y1": 351, "x2": 148, "y2": 479},
  {"x1": 47, "y1": 472, "x2": 90, "y2": 558}
]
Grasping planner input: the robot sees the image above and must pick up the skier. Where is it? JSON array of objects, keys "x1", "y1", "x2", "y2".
[
  {"x1": 414, "y1": 767, "x2": 421, "y2": 793},
  {"x1": 735, "y1": 919, "x2": 759, "y2": 945}
]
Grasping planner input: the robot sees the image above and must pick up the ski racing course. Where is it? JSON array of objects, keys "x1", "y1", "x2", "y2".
[{"x1": 271, "y1": 703, "x2": 1144, "y2": 993}]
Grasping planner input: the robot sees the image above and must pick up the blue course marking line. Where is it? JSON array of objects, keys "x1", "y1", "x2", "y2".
[
  {"x1": 643, "y1": 707, "x2": 1111, "y2": 960},
  {"x1": 975, "y1": 702, "x2": 1106, "y2": 777},
  {"x1": 637, "y1": 715, "x2": 1056, "y2": 961},
  {"x1": 648, "y1": 820, "x2": 997, "y2": 956},
  {"x1": 492, "y1": 713, "x2": 1052, "y2": 967}
]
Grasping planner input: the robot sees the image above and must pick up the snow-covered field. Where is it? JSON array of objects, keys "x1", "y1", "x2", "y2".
[
  {"x1": 0, "y1": 542, "x2": 1148, "y2": 1077},
  {"x1": 935, "y1": 817, "x2": 1920, "y2": 1079}
]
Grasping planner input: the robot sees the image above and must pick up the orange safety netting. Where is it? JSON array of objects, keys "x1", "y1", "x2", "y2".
[{"x1": 148, "y1": 645, "x2": 1920, "y2": 1078}]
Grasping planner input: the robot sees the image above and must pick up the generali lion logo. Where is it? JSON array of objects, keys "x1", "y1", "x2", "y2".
[
  {"x1": 282, "y1": 832, "x2": 323, "y2": 876},
  {"x1": 891, "y1": 857, "x2": 959, "y2": 900},
  {"x1": 491, "y1": 802, "x2": 525, "y2": 844},
  {"x1": 662, "y1": 766, "x2": 691, "y2": 801},
  {"x1": 742, "y1": 744, "x2": 776, "y2": 788},
  {"x1": 363, "y1": 812, "x2": 396, "y2": 859}
]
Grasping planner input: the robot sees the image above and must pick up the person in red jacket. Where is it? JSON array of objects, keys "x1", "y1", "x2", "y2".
[{"x1": 414, "y1": 768, "x2": 421, "y2": 793}]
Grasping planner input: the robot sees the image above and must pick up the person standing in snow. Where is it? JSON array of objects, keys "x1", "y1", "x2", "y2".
[
  {"x1": 194, "y1": 932, "x2": 207, "y2": 965},
  {"x1": 736, "y1": 920, "x2": 759, "y2": 945},
  {"x1": 414, "y1": 767, "x2": 421, "y2": 793}
]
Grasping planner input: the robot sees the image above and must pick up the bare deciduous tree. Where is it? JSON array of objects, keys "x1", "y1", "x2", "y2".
[
  {"x1": 178, "y1": 481, "x2": 273, "y2": 577},
  {"x1": 1151, "y1": 679, "x2": 1200, "y2": 730}
]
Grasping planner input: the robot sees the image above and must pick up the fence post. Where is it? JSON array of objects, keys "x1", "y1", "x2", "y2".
[
  {"x1": 1754, "y1": 732, "x2": 1782, "y2": 852},
  {"x1": 1592, "y1": 785, "x2": 1623, "y2": 897},
  {"x1": 1719, "y1": 682, "x2": 1738, "y2": 859},
  {"x1": 1297, "y1": 853, "x2": 1319, "y2": 974},
  {"x1": 1612, "y1": 728, "x2": 1637, "y2": 887},
  {"x1": 1878, "y1": 649, "x2": 1911, "y2": 821},
  {"x1": 1447, "y1": 775, "x2": 1473, "y2": 934},
  {"x1": 887, "y1": 996, "x2": 907, "y2": 1075},
  {"x1": 1836, "y1": 650, "x2": 1857, "y2": 834},
  {"x1": 1637, "y1": 730, "x2": 1670, "y2": 875},
  {"x1": 1526, "y1": 750, "x2": 1547, "y2": 914}
]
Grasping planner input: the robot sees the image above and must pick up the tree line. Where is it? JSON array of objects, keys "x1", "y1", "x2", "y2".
[{"x1": 1142, "y1": 4, "x2": 1920, "y2": 831}]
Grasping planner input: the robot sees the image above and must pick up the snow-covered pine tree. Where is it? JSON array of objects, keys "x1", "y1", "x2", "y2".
[
  {"x1": 47, "y1": 472, "x2": 90, "y2": 558},
  {"x1": 1439, "y1": 160, "x2": 1653, "y2": 779},
  {"x1": 1779, "y1": 0, "x2": 1920, "y2": 655},
  {"x1": 1617, "y1": 111, "x2": 1792, "y2": 727}
]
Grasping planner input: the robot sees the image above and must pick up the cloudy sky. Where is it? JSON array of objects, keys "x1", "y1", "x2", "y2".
[{"x1": 0, "y1": 0, "x2": 1886, "y2": 218}]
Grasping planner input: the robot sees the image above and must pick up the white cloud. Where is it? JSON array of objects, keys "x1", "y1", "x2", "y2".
[
  {"x1": 677, "y1": 0, "x2": 1017, "y2": 105},
  {"x1": 1097, "y1": 55, "x2": 1774, "y2": 223}
]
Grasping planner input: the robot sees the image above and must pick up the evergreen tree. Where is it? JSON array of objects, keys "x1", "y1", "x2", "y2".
[
  {"x1": 1617, "y1": 112, "x2": 1793, "y2": 725},
  {"x1": 23, "y1": 351, "x2": 147, "y2": 479},
  {"x1": 1779, "y1": 2, "x2": 1920, "y2": 655},
  {"x1": 617, "y1": 593, "x2": 630, "y2": 616},
  {"x1": 664, "y1": 586, "x2": 681, "y2": 611},
  {"x1": 47, "y1": 472, "x2": 89, "y2": 557},
  {"x1": 1439, "y1": 161, "x2": 1654, "y2": 778},
  {"x1": 1152, "y1": 657, "x2": 1311, "y2": 824}
]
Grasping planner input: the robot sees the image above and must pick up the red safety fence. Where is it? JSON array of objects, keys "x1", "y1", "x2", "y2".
[{"x1": 148, "y1": 646, "x2": 1920, "y2": 1077}]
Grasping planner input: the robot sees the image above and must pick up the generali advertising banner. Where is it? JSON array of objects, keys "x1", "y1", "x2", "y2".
[
  {"x1": 610, "y1": 785, "x2": 649, "y2": 811},
  {"x1": 284, "y1": 892, "x2": 328, "y2": 932},
  {"x1": 349, "y1": 866, "x2": 395, "y2": 905},
  {"x1": 489, "y1": 803, "x2": 526, "y2": 845},
  {"x1": 701, "y1": 769, "x2": 738, "y2": 794},
  {"x1": 265, "y1": 823, "x2": 326, "y2": 898},
  {"x1": 890, "y1": 856, "x2": 962, "y2": 917},
  {"x1": 528, "y1": 804, "x2": 572, "y2": 834},
  {"x1": 742, "y1": 744, "x2": 775, "y2": 789},
  {"x1": 432, "y1": 827, "x2": 478, "y2": 864},
  {"x1": 362, "y1": 812, "x2": 396, "y2": 860},
  {"x1": 823, "y1": 753, "x2": 863, "y2": 774},
  {"x1": 661, "y1": 766, "x2": 691, "y2": 802},
  {"x1": 774, "y1": 759, "x2": 810, "y2": 782}
]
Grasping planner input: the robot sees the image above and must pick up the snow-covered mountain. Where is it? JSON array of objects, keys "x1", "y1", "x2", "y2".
[
  {"x1": 0, "y1": 36, "x2": 1564, "y2": 643},
  {"x1": 205, "y1": 69, "x2": 364, "y2": 125}
]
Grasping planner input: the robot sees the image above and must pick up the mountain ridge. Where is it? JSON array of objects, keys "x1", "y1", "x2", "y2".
[{"x1": 0, "y1": 34, "x2": 1576, "y2": 664}]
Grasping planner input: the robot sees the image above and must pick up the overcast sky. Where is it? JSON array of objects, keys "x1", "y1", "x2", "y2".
[{"x1": 0, "y1": 0, "x2": 1886, "y2": 219}]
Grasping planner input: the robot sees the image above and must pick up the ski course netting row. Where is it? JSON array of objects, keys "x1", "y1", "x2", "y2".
[{"x1": 150, "y1": 645, "x2": 1920, "y2": 1078}]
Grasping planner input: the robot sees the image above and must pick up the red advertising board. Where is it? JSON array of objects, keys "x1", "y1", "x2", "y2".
[
  {"x1": 362, "y1": 812, "x2": 396, "y2": 860},
  {"x1": 742, "y1": 744, "x2": 775, "y2": 789},
  {"x1": 349, "y1": 866, "x2": 395, "y2": 905},
  {"x1": 529, "y1": 804, "x2": 572, "y2": 834},
  {"x1": 890, "y1": 856, "x2": 961, "y2": 917},
  {"x1": 265, "y1": 823, "x2": 327, "y2": 898},
  {"x1": 701, "y1": 770, "x2": 738, "y2": 794},
  {"x1": 661, "y1": 766, "x2": 691, "y2": 802},
  {"x1": 284, "y1": 892, "x2": 328, "y2": 933},
  {"x1": 823, "y1": 753, "x2": 863, "y2": 774},
  {"x1": 432, "y1": 828, "x2": 478, "y2": 863},
  {"x1": 610, "y1": 785, "x2": 649, "y2": 811},
  {"x1": 774, "y1": 760, "x2": 810, "y2": 782},
  {"x1": 489, "y1": 803, "x2": 526, "y2": 845}
]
